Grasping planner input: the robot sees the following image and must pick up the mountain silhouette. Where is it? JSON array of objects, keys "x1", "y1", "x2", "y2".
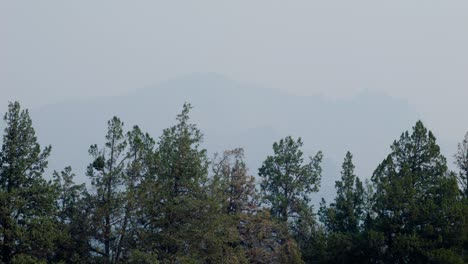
[{"x1": 30, "y1": 73, "x2": 419, "y2": 203}]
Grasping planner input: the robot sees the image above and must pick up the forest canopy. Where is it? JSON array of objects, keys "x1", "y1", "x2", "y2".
[{"x1": 0, "y1": 101, "x2": 467, "y2": 264}]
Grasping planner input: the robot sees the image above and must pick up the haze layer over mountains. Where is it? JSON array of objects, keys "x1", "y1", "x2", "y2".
[{"x1": 18, "y1": 73, "x2": 449, "y2": 202}]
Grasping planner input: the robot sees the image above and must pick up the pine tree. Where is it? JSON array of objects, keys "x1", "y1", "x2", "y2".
[
  {"x1": 455, "y1": 132, "x2": 468, "y2": 197},
  {"x1": 318, "y1": 151, "x2": 365, "y2": 263},
  {"x1": 141, "y1": 103, "x2": 224, "y2": 262},
  {"x1": 117, "y1": 125, "x2": 155, "y2": 262},
  {"x1": 53, "y1": 166, "x2": 92, "y2": 263},
  {"x1": 87, "y1": 116, "x2": 128, "y2": 263},
  {"x1": 0, "y1": 102, "x2": 58, "y2": 262},
  {"x1": 371, "y1": 121, "x2": 465, "y2": 263},
  {"x1": 454, "y1": 132, "x2": 468, "y2": 263},
  {"x1": 259, "y1": 136, "x2": 322, "y2": 262},
  {"x1": 239, "y1": 210, "x2": 304, "y2": 264},
  {"x1": 211, "y1": 148, "x2": 257, "y2": 215},
  {"x1": 319, "y1": 151, "x2": 364, "y2": 233},
  {"x1": 209, "y1": 148, "x2": 258, "y2": 262},
  {"x1": 259, "y1": 136, "x2": 322, "y2": 224}
]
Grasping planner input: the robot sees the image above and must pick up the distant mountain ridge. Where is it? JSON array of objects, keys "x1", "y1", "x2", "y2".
[{"x1": 30, "y1": 73, "x2": 420, "y2": 203}]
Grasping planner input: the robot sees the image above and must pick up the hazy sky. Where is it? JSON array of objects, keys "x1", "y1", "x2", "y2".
[{"x1": 1, "y1": 1, "x2": 467, "y2": 139}]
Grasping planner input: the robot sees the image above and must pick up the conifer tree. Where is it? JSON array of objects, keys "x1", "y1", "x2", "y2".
[
  {"x1": 211, "y1": 148, "x2": 257, "y2": 215},
  {"x1": 453, "y1": 132, "x2": 468, "y2": 263},
  {"x1": 53, "y1": 166, "x2": 92, "y2": 263},
  {"x1": 371, "y1": 121, "x2": 465, "y2": 263},
  {"x1": 319, "y1": 151, "x2": 364, "y2": 234},
  {"x1": 455, "y1": 132, "x2": 468, "y2": 197},
  {"x1": 259, "y1": 136, "x2": 322, "y2": 224},
  {"x1": 239, "y1": 210, "x2": 304, "y2": 264},
  {"x1": 210, "y1": 148, "x2": 258, "y2": 262},
  {"x1": 118, "y1": 125, "x2": 155, "y2": 262},
  {"x1": 87, "y1": 116, "x2": 128, "y2": 263},
  {"x1": 259, "y1": 136, "x2": 322, "y2": 262},
  {"x1": 318, "y1": 151, "x2": 365, "y2": 263},
  {"x1": 1, "y1": 100, "x2": 467, "y2": 263},
  {"x1": 144, "y1": 103, "x2": 224, "y2": 262},
  {"x1": 0, "y1": 102, "x2": 57, "y2": 263}
]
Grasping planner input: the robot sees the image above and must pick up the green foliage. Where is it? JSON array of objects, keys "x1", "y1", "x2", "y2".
[
  {"x1": 87, "y1": 116, "x2": 128, "y2": 263},
  {"x1": 139, "y1": 103, "x2": 223, "y2": 262},
  {"x1": 259, "y1": 136, "x2": 322, "y2": 263},
  {"x1": 209, "y1": 148, "x2": 256, "y2": 263},
  {"x1": 211, "y1": 148, "x2": 257, "y2": 215},
  {"x1": 370, "y1": 121, "x2": 466, "y2": 263},
  {"x1": 237, "y1": 210, "x2": 302, "y2": 263},
  {"x1": 53, "y1": 166, "x2": 91, "y2": 263},
  {"x1": 128, "y1": 250, "x2": 159, "y2": 264},
  {"x1": 1, "y1": 102, "x2": 467, "y2": 264},
  {"x1": 259, "y1": 136, "x2": 322, "y2": 223},
  {"x1": 11, "y1": 254, "x2": 47, "y2": 264},
  {"x1": 319, "y1": 151, "x2": 364, "y2": 234},
  {"x1": 317, "y1": 152, "x2": 368, "y2": 263},
  {"x1": 0, "y1": 102, "x2": 58, "y2": 263},
  {"x1": 278, "y1": 239, "x2": 304, "y2": 264},
  {"x1": 455, "y1": 132, "x2": 468, "y2": 197},
  {"x1": 120, "y1": 125, "x2": 156, "y2": 261}
]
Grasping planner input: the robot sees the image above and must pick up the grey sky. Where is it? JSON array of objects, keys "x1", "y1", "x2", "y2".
[{"x1": 1, "y1": 0, "x2": 467, "y2": 140}]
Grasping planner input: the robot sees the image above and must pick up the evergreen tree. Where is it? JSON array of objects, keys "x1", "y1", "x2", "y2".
[
  {"x1": 455, "y1": 132, "x2": 468, "y2": 197},
  {"x1": 318, "y1": 151, "x2": 365, "y2": 263},
  {"x1": 117, "y1": 125, "x2": 155, "y2": 262},
  {"x1": 371, "y1": 121, "x2": 465, "y2": 263},
  {"x1": 453, "y1": 132, "x2": 468, "y2": 263},
  {"x1": 0, "y1": 102, "x2": 58, "y2": 263},
  {"x1": 259, "y1": 136, "x2": 322, "y2": 223},
  {"x1": 87, "y1": 116, "x2": 128, "y2": 263},
  {"x1": 141, "y1": 103, "x2": 225, "y2": 262},
  {"x1": 53, "y1": 166, "x2": 92, "y2": 263},
  {"x1": 319, "y1": 152, "x2": 364, "y2": 234},
  {"x1": 259, "y1": 136, "x2": 323, "y2": 262},
  {"x1": 211, "y1": 148, "x2": 257, "y2": 215},
  {"x1": 239, "y1": 210, "x2": 304, "y2": 264},
  {"x1": 210, "y1": 148, "x2": 258, "y2": 262},
  {"x1": 1, "y1": 100, "x2": 466, "y2": 263}
]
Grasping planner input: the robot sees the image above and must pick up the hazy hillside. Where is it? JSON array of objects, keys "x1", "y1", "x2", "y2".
[{"x1": 30, "y1": 73, "x2": 420, "y2": 202}]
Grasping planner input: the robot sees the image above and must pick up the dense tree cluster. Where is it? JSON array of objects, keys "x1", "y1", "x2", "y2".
[{"x1": 0, "y1": 101, "x2": 466, "y2": 263}]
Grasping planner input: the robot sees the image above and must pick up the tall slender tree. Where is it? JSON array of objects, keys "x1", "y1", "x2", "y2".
[
  {"x1": 145, "y1": 103, "x2": 222, "y2": 262},
  {"x1": 87, "y1": 116, "x2": 128, "y2": 263},
  {"x1": 455, "y1": 132, "x2": 468, "y2": 197},
  {"x1": 116, "y1": 125, "x2": 155, "y2": 262},
  {"x1": 318, "y1": 151, "x2": 365, "y2": 263},
  {"x1": 319, "y1": 151, "x2": 364, "y2": 234},
  {"x1": 53, "y1": 166, "x2": 92, "y2": 263},
  {"x1": 454, "y1": 132, "x2": 468, "y2": 263},
  {"x1": 259, "y1": 136, "x2": 323, "y2": 262},
  {"x1": 0, "y1": 102, "x2": 57, "y2": 263},
  {"x1": 209, "y1": 148, "x2": 258, "y2": 262}
]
